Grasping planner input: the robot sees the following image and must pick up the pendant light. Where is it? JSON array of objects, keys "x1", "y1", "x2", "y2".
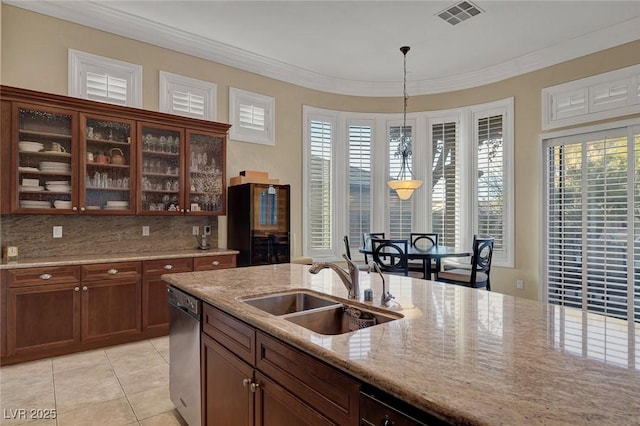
[{"x1": 387, "y1": 46, "x2": 423, "y2": 200}]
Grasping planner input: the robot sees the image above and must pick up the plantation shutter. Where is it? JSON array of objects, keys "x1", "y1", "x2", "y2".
[
  {"x1": 476, "y1": 114, "x2": 505, "y2": 259},
  {"x1": 86, "y1": 71, "x2": 127, "y2": 105},
  {"x1": 308, "y1": 119, "x2": 333, "y2": 253},
  {"x1": 431, "y1": 121, "x2": 460, "y2": 247},
  {"x1": 388, "y1": 125, "x2": 413, "y2": 239},
  {"x1": 348, "y1": 124, "x2": 372, "y2": 250},
  {"x1": 240, "y1": 103, "x2": 266, "y2": 132},
  {"x1": 545, "y1": 126, "x2": 640, "y2": 322},
  {"x1": 168, "y1": 85, "x2": 206, "y2": 119}
]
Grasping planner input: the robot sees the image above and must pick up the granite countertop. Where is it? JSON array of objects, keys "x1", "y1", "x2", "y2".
[
  {"x1": 0, "y1": 248, "x2": 239, "y2": 269},
  {"x1": 162, "y1": 263, "x2": 640, "y2": 425}
]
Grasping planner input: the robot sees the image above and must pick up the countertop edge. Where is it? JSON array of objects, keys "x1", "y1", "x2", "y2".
[{"x1": 0, "y1": 248, "x2": 239, "y2": 269}]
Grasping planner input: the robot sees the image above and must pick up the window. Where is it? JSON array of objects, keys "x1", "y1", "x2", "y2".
[
  {"x1": 159, "y1": 72, "x2": 216, "y2": 120},
  {"x1": 303, "y1": 112, "x2": 335, "y2": 257},
  {"x1": 68, "y1": 49, "x2": 142, "y2": 107},
  {"x1": 347, "y1": 121, "x2": 373, "y2": 249},
  {"x1": 303, "y1": 99, "x2": 514, "y2": 264},
  {"x1": 542, "y1": 64, "x2": 640, "y2": 130},
  {"x1": 229, "y1": 87, "x2": 275, "y2": 145},
  {"x1": 430, "y1": 119, "x2": 461, "y2": 247},
  {"x1": 543, "y1": 120, "x2": 640, "y2": 322}
]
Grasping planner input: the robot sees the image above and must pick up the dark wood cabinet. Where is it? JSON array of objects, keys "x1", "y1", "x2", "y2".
[
  {"x1": 201, "y1": 304, "x2": 359, "y2": 425},
  {"x1": 142, "y1": 257, "x2": 193, "y2": 333},
  {"x1": 228, "y1": 183, "x2": 290, "y2": 266}
]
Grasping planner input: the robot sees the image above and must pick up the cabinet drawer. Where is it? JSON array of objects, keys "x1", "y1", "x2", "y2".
[
  {"x1": 143, "y1": 257, "x2": 193, "y2": 275},
  {"x1": 257, "y1": 331, "x2": 360, "y2": 426},
  {"x1": 81, "y1": 262, "x2": 141, "y2": 282},
  {"x1": 7, "y1": 266, "x2": 81, "y2": 287},
  {"x1": 193, "y1": 255, "x2": 236, "y2": 271},
  {"x1": 202, "y1": 304, "x2": 255, "y2": 366}
]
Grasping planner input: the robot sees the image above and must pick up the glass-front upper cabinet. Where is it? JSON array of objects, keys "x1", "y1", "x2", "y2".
[
  {"x1": 138, "y1": 123, "x2": 184, "y2": 214},
  {"x1": 81, "y1": 114, "x2": 136, "y2": 214},
  {"x1": 13, "y1": 104, "x2": 77, "y2": 213},
  {"x1": 186, "y1": 130, "x2": 226, "y2": 215}
]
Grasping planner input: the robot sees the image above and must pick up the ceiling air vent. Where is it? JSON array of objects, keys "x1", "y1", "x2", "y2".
[{"x1": 436, "y1": 1, "x2": 483, "y2": 25}]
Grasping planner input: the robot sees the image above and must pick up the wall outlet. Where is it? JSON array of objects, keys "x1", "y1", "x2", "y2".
[
  {"x1": 203, "y1": 225, "x2": 211, "y2": 236},
  {"x1": 142, "y1": 226, "x2": 150, "y2": 236},
  {"x1": 516, "y1": 279, "x2": 524, "y2": 289},
  {"x1": 53, "y1": 226, "x2": 63, "y2": 239},
  {"x1": 192, "y1": 226, "x2": 200, "y2": 236}
]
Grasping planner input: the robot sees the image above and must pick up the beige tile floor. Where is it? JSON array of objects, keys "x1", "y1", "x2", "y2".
[{"x1": 0, "y1": 337, "x2": 188, "y2": 426}]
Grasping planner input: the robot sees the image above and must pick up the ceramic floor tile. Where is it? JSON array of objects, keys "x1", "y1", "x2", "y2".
[
  {"x1": 157, "y1": 347, "x2": 170, "y2": 363},
  {"x1": 127, "y1": 384, "x2": 175, "y2": 421},
  {"x1": 117, "y1": 364, "x2": 169, "y2": 396},
  {"x1": 56, "y1": 396, "x2": 137, "y2": 426},
  {"x1": 0, "y1": 390, "x2": 55, "y2": 425},
  {"x1": 148, "y1": 336, "x2": 169, "y2": 352},
  {"x1": 0, "y1": 359, "x2": 52, "y2": 382},
  {"x1": 110, "y1": 351, "x2": 167, "y2": 377},
  {"x1": 54, "y1": 365, "x2": 124, "y2": 414},
  {"x1": 105, "y1": 341, "x2": 156, "y2": 361},
  {"x1": 1, "y1": 361, "x2": 54, "y2": 408},
  {"x1": 139, "y1": 410, "x2": 187, "y2": 426},
  {"x1": 52, "y1": 348, "x2": 110, "y2": 374}
]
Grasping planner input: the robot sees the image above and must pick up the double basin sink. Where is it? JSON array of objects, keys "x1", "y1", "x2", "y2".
[{"x1": 240, "y1": 290, "x2": 402, "y2": 335}]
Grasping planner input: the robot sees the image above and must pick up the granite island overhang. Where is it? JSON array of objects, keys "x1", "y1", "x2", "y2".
[{"x1": 162, "y1": 263, "x2": 640, "y2": 425}]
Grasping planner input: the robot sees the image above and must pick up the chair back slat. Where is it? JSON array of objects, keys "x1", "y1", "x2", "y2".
[
  {"x1": 343, "y1": 235, "x2": 352, "y2": 260},
  {"x1": 470, "y1": 237, "x2": 494, "y2": 289},
  {"x1": 371, "y1": 238, "x2": 409, "y2": 276},
  {"x1": 410, "y1": 233, "x2": 438, "y2": 250}
]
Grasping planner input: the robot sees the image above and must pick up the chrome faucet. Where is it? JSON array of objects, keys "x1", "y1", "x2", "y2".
[
  {"x1": 367, "y1": 262, "x2": 394, "y2": 307},
  {"x1": 308, "y1": 254, "x2": 361, "y2": 299}
]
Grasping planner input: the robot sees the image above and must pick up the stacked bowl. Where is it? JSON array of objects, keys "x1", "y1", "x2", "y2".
[
  {"x1": 19, "y1": 200, "x2": 51, "y2": 209},
  {"x1": 40, "y1": 161, "x2": 71, "y2": 173},
  {"x1": 105, "y1": 200, "x2": 129, "y2": 210},
  {"x1": 19, "y1": 141, "x2": 44, "y2": 152}
]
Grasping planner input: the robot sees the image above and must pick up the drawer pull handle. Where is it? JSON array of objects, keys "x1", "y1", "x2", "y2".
[
  {"x1": 39, "y1": 273, "x2": 52, "y2": 280},
  {"x1": 74, "y1": 287, "x2": 80, "y2": 292},
  {"x1": 242, "y1": 378, "x2": 251, "y2": 388},
  {"x1": 164, "y1": 265, "x2": 173, "y2": 270},
  {"x1": 107, "y1": 269, "x2": 118, "y2": 275},
  {"x1": 82, "y1": 286, "x2": 88, "y2": 291},
  {"x1": 211, "y1": 261, "x2": 220, "y2": 266},
  {"x1": 250, "y1": 382, "x2": 260, "y2": 392}
]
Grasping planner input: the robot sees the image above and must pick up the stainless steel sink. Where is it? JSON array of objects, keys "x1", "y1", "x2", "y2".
[
  {"x1": 241, "y1": 291, "x2": 339, "y2": 316},
  {"x1": 285, "y1": 305, "x2": 400, "y2": 335},
  {"x1": 240, "y1": 290, "x2": 402, "y2": 335}
]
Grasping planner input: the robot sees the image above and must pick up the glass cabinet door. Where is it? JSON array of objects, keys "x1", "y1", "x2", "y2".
[
  {"x1": 138, "y1": 123, "x2": 183, "y2": 214},
  {"x1": 81, "y1": 114, "x2": 135, "y2": 214},
  {"x1": 14, "y1": 104, "x2": 76, "y2": 213},
  {"x1": 186, "y1": 130, "x2": 225, "y2": 215}
]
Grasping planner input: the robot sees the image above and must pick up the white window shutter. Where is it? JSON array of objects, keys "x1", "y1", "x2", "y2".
[
  {"x1": 308, "y1": 117, "x2": 333, "y2": 253},
  {"x1": 159, "y1": 72, "x2": 216, "y2": 120},
  {"x1": 431, "y1": 121, "x2": 461, "y2": 247},
  {"x1": 229, "y1": 87, "x2": 275, "y2": 145},
  {"x1": 347, "y1": 123, "x2": 372, "y2": 248}
]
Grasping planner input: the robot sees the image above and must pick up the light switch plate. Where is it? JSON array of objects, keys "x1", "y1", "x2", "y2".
[
  {"x1": 53, "y1": 226, "x2": 63, "y2": 239},
  {"x1": 192, "y1": 226, "x2": 199, "y2": 236},
  {"x1": 4, "y1": 246, "x2": 18, "y2": 261},
  {"x1": 142, "y1": 226, "x2": 150, "y2": 236}
]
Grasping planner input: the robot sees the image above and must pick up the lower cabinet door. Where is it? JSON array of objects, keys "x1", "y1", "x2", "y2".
[
  {"x1": 254, "y1": 372, "x2": 334, "y2": 426},
  {"x1": 202, "y1": 334, "x2": 254, "y2": 426},
  {"x1": 7, "y1": 283, "x2": 81, "y2": 355},
  {"x1": 142, "y1": 276, "x2": 170, "y2": 332},
  {"x1": 81, "y1": 277, "x2": 142, "y2": 342}
]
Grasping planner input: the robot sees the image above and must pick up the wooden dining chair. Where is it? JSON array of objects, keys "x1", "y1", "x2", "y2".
[
  {"x1": 436, "y1": 237, "x2": 494, "y2": 290},
  {"x1": 409, "y1": 233, "x2": 439, "y2": 279},
  {"x1": 362, "y1": 232, "x2": 385, "y2": 264},
  {"x1": 371, "y1": 238, "x2": 409, "y2": 276},
  {"x1": 343, "y1": 235, "x2": 352, "y2": 260}
]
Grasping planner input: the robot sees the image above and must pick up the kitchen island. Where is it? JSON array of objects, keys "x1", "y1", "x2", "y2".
[{"x1": 162, "y1": 263, "x2": 640, "y2": 425}]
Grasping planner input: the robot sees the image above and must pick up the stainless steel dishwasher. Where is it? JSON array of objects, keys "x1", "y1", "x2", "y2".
[{"x1": 168, "y1": 286, "x2": 201, "y2": 426}]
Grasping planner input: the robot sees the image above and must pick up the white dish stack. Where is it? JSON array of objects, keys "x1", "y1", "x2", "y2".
[
  {"x1": 39, "y1": 161, "x2": 71, "y2": 173},
  {"x1": 19, "y1": 200, "x2": 51, "y2": 209},
  {"x1": 53, "y1": 200, "x2": 72, "y2": 209},
  {"x1": 105, "y1": 200, "x2": 129, "y2": 210},
  {"x1": 45, "y1": 180, "x2": 71, "y2": 193}
]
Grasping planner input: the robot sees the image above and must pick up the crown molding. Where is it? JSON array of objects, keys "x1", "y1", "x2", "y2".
[{"x1": 6, "y1": 1, "x2": 640, "y2": 97}]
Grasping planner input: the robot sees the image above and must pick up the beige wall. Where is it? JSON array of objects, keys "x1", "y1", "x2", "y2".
[{"x1": 3, "y1": 5, "x2": 639, "y2": 299}]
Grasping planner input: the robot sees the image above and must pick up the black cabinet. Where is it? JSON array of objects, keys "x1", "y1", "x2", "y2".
[{"x1": 228, "y1": 183, "x2": 290, "y2": 267}]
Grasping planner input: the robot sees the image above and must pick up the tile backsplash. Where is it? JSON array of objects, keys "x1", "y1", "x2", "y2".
[{"x1": 1, "y1": 215, "x2": 216, "y2": 258}]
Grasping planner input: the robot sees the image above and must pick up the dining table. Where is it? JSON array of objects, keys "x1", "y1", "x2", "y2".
[{"x1": 359, "y1": 243, "x2": 472, "y2": 280}]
